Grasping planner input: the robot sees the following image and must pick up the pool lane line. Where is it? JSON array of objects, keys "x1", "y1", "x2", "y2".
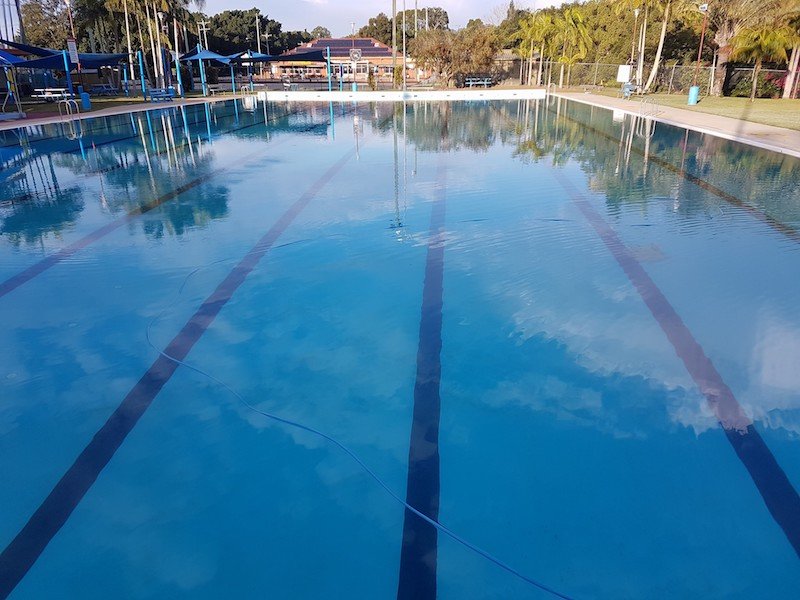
[
  {"x1": 544, "y1": 104, "x2": 800, "y2": 246},
  {"x1": 398, "y1": 158, "x2": 446, "y2": 600},
  {"x1": 0, "y1": 113, "x2": 337, "y2": 301},
  {"x1": 2, "y1": 105, "x2": 303, "y2": 206},
  {"x1": 0, "y1": 146, "x2": 359, "y2": 600},
  {"x1": 553, "y1": 170, "x2": 800, "y2": 559}
]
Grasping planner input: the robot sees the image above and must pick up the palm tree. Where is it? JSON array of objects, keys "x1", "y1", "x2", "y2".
[
  {"x1": 517, "y1": 11, "x2": 554, "y2": 86},
  {"x1": 730, "y1": 25, "x2": 794, "y2": 100},
  {"x1": 708, "y1": 0, "x2": 799, "y2": 96},
  {"x1": 783, "y1": 15, "x2": 800, "y2": 98},
  {"x1": 553, "y1": 6, "x2": 591, "y2": 88},
  {"x1": 642, "y1": 0, "x2": 695, "y2": 92}
]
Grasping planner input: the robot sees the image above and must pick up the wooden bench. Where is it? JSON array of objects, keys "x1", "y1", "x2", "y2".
[
  {"x1": 148, "y1": 87, "x2": 175, "y2": 102},
  {"x1": 31, "y1": 88, "x2": 72, "y2": 101},
  {"x1": 464, "y1": 77, "x2": 493, "y2": 88}
]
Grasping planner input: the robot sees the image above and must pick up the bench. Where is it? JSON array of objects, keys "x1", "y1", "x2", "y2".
[
  {"x1": 89, "y1": 83, "x2": 118, "y2": 96},
  {"x1": 148, "y1": 87, "x2": 175, "y2": 102},
  {"x1": 464, "y1": 77, "x2": 493, "y2": 88},
  {"x1": 31, "y1": 88, "x2": 72, "y2": 102}
]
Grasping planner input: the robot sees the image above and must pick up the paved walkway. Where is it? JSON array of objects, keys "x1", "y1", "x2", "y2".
[{"x1": 557, "y1": 92, "x2": 800, "y2": 159}]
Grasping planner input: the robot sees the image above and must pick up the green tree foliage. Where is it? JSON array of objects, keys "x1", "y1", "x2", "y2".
[
  {"x1": 358, "y1": 12, "x2": 392, "y2": 45},
  {"x1": 310, "y1": 26, "x2": 330, "y2": 39},
  {"x1": 20, "y1": 0, "x2": 70, "y2": 49},
  {"x1": 205, "y1": 9, "x2": 310, "y2": 55},
  {"x1": 731, "y1": 25, "x2": 795, "y2": 100},
  {"x1": 410, "y1": 24, "x2": 499, "y2": 85}
]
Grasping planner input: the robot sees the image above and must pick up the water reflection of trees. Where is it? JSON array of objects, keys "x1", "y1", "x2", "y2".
[{"x1": 510, "y1": 97, "x2": 800, "y2": 228}]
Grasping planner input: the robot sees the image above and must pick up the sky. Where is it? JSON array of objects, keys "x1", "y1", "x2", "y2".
[{"x1": 200, "y1": 0, "x2": 557, "y2": 37}]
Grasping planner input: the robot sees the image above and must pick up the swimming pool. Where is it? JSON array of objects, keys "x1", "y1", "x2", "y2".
[{"x1": 1, "y1": 97, "x2": 799, "y2": 599}]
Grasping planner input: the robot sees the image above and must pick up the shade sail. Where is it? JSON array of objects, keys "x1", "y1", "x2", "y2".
[
  {"x1": 15, "y1": 52, "x2": 126, "y2": 70},
  {"x1": 0, "y1": 49, "x2": 24, "y2": 66},
  {"x1": 0, "y1": 39, "x2": 58, "y2": 57},
  {"x1": 229, "y1": 50, "x2": 327, "y2": 65},
  {"x1": 180, "y1": 49, "x2": 230, "y2": 65}
]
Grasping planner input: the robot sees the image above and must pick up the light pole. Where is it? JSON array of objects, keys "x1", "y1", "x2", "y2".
[
  {"x1": 402, "y1": 0, "x2": 406, "y2": 90},
  {"x1": 692, "y1": 3, "x2": 710, "y2": 88},
  {"x1": 630, "y1": 8, "x2": 640, "y2": 64}
]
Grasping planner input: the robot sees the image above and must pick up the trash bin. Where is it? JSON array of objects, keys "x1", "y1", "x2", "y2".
[
  {"x1": 80, "y1": 92, "x2": 91, "y2": 111},
  {"x1": 688, "y1": 85, "x2": 700, "y2": 105}
]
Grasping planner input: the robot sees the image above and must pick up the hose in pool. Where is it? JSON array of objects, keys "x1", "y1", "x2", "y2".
[{"x1": 145, "y1": 251, "x2": 574, "y2": 600}]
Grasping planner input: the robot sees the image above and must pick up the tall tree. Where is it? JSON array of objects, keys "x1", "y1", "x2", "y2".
[
  {"x1": 642, "y1": 0, "x2": 695, "y2": 92},
  {"x1": 310, "y1": 25, "x2": 330, "y2": 39},
  {"x1": 708, "y1": 0, "x2": 799, "y2": 95},
  {"x1": 358, "y1": 12, "x2": 392, "y2": 45},
  {"x1": 731, "y1": 25, "x2": 794, "y2": 100},
  {"x1": 553, "y1": 5, "x2": 592, "y2": 87},
  {"x1": 20, "y1": 0, "x2": 69, "y2": 48}
]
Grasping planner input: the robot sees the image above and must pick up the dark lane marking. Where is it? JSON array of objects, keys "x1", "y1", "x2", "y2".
[
  {"x1": 398, "y1": 159, "x2": 447, "y2": 600},
  {"x1": 0, "y1": 114, "x2": 332, "y2": 300},
  {"x1": 546, "y1": 104, "x2": 800, "y2": 245},
  {"x1": 553, "y1": 171, "x2": 800, "y2": 558},
  {"x1": 0, "y1": 147, "x2": 358, "y2": 599}
]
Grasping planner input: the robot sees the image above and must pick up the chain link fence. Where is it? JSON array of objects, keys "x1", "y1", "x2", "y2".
[{"x1": 526, "y1": 60, "x2": 791, "y2": 98}]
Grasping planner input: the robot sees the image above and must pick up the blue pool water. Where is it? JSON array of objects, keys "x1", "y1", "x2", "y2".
[{"x1": 1, "y1": 97, "x2": 800, "y2": 599}]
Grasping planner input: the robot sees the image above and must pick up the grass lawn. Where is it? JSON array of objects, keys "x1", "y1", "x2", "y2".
[{"x1": 588, "y1": 87, "x2": 800, "y2": 131}]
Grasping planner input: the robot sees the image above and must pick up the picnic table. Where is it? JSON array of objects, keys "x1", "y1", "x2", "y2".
[
  {"x1": 464, "y1": 77, "x2": 493, "y2": 88},
  {"x1": 31, "y1": 88, "x2": 72, "y2": 102},
  {"x1": 148, "y1": 87, "x2": 175, "y2": 102},
  {"x1": 89, "y1": 83, "x2": 118, "y2": 96}
]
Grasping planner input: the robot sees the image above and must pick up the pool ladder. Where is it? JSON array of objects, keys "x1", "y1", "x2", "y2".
[
  {"x1": 635, "y1": 98, "x2": 659, "y2": 139},
  {"x1": 58, "y1": 99, "x2": 80, "y2": 119}
]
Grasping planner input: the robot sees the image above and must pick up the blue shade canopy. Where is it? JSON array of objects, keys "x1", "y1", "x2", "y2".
[
  {"x1": 180, "y1": 48, "x2": 230, "y2": 64},
  {"x1": 228, "y1": 50, "x2": 327, "y2": 65},
  {"x1": 15, "y1": 52, "x2": 126, "y2": 70},
  {"x1": 0, "y1": 39, "x2": 59, "y2": 57},
  {"x1": 0, "y1": 49, "x2": 24, "y2": 66}
]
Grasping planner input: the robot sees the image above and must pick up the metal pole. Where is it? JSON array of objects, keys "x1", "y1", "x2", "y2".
[
  {"x1": 230, "y1": 63, "x2": 235, "y2": 94},
  {"x1": 326, "y1": 46, "x2": 332, "y2": 92},
  {"x1": 138, "y1": 49, "x2": 146, "y2": 96},
  {"x1": 392, "y1": 0, "x2": 397, "y2": 88},
  {"x1": 62, "y1": 50, "x2": 74, "y2": 96},
  {"x1": 123, "y1": 0, "x2": 134, "y2": 83},
  {"x1": 14, "y1": 0, "x2": 26, "y2": 42},
  {"x1": 198, "y1": 45, "x2": 207, "y2": 96},
  {"x1": 174, "y1": 18, "x2": 183, "y2": 97},
  {"x1": 692, "y1": 10, "x2": 709, "y2": 88},
  {"x1": 402, "y1": 0, "x2": 407, "y2": 90}
]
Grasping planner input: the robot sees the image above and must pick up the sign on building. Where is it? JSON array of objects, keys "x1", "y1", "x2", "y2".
[{"x1": 349, "y1": 49, "x2": 362, "y2": 62}]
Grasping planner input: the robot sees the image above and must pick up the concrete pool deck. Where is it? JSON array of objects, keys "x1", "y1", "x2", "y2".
[{"x1": 555, "y1": 91, "x2": 800, "y2": 159}]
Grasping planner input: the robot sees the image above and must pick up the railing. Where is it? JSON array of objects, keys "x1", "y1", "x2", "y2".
[{"x1": 58, "y1": 99, "x2": 80, "y2": 120}]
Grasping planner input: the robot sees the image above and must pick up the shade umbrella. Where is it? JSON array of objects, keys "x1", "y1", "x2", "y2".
[{"x1": 180, "y1": 47, "x2": 229, "y2": 96}]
